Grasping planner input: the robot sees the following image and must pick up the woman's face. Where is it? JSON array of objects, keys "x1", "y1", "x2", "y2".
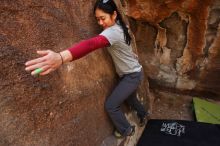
[{"x1": 95, "y1": 8, "x2": 117, "y2": 29}]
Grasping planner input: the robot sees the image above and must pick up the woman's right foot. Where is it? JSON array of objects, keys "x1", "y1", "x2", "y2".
[
  {"x1": 114, "y1": 130, "x2": 123, "y2": 139},
  {"x1": 114, "y1": 126, "x2": 135, "y2": 138}
]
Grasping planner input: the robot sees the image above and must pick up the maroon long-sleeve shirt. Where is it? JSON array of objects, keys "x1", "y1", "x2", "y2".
[{"x1": 68, "y1": 35, "x2": 110, "y2": 60}]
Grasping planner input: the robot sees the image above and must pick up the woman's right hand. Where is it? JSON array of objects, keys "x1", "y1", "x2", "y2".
[{"x1": 25, "y1": 50, "x2": 63, "y2": 76}]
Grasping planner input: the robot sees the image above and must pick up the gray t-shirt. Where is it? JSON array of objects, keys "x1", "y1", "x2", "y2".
[{"x1": 100, "y1": 23, "x2": 142, "y2": 76}]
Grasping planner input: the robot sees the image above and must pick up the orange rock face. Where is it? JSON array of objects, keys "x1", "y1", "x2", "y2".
[
  {"x1": 1, "y1": 0, "x2": 220, "y2": 145},
  {"x1": 126, "y1": 0, "x2": 220, "y2": 96},
  {"x1": 0, "y1": 0, "x2": 116, "y2": 145}
]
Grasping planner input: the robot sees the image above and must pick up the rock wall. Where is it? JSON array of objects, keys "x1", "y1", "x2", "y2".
[
  {"x1": 0, "y1": 0, "x2": 119, "y2": 146},
  {"x1": 126, "y1": 0, "x2": 220, "y2": 97},
  {"x1": 1, "y1": 0, "x2": 220, "y2": 146}
]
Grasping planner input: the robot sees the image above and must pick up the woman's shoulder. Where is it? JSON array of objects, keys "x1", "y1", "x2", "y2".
[
  {"x1": 103, "y1": 23, "x2": 122, "y2": 33},
  {"x1": 111, "y1": 23, "x2": 123, "y2": 32},
  {"x1": 100, "y1": 24, "x2": 124, "y2": 45}
]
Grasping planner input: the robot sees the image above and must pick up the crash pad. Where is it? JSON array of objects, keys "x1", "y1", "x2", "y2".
[
  {"x1": 137, "y1": 119, "x2": 220, "y2": 146},
  {"x1": 193, "y1": 97, "x2": 220, "y2": 124}
]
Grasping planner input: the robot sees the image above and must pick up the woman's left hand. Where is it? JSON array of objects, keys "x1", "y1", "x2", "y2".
[{"x1": 25, "y1": 50, "x2": 63, "y2": 76}]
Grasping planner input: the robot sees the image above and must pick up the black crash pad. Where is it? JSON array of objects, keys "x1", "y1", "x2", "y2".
[{"x1": 137, "y1": 119, "x2": 220, "y2": 146}]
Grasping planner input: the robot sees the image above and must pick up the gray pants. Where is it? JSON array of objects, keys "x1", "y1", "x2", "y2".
[{"x1": 105, "y1": 70, "x2": 146, "y2": 136}]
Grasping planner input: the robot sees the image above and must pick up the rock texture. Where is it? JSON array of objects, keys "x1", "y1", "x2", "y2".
[
  {"x1": 0, "y1": 1, "x2": 117, "y2": 146},
  {"x1": 1, "y1": 0, "x2": 220, "y2": 146},
  {"x1": 126, "y1": 0, "x2": 220, "y2": 97}
]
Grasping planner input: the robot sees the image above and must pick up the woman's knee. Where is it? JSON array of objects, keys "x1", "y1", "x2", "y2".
[{"x1": 104, "y1": 99, "x2": 111, "y2": 111}]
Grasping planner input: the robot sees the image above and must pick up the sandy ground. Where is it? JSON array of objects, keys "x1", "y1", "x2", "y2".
[
  {"x1": 150, "y1": 90, "x2": 220, "y2": 121},
  {"x1": 151, "y1": 90, "x2": 197, "y2": 121}
]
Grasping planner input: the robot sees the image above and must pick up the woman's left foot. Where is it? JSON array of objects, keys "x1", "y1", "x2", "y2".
[{"x1": 139, "y1": 113, "x2": 150, "y2": 127}]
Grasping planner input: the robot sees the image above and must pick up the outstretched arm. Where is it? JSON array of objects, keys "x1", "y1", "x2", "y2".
[
  {"x1": 68, "y1": 35, "x2": 110, "y2": 60},
  {"x1": 25, "y1": 35, "x2": 110, "y2": 76}
]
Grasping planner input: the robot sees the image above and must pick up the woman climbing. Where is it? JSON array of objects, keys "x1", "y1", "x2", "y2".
[{"x1": 25, "y1": 0, "x2": 148, "y2": 138}]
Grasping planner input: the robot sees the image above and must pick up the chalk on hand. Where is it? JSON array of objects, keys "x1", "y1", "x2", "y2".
[{"x1": 33, "y1": 68, "x2": 43, "y2": 75}]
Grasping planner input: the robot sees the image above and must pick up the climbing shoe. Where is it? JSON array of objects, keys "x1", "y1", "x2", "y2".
[
  {"x1": 114, "y1": 130, "x2": 123, "y2": 139},
  {"x1": 114, "y1": 126, "x2": 135, "y2": 139},
  {"x1": 139, "y1": 113, "x2": 149, "y2": 127},
  {"x1": 128, "y1": 125, "x2": 135, "y2": 136}
]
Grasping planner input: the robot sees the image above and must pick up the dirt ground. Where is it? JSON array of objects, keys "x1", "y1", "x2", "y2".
[
  {"x1": 150, "y1": 90, "x2": 220, "y2": 121},
  {"x1": 150, "y1": 90, "x2": 197, "y2": 121}
]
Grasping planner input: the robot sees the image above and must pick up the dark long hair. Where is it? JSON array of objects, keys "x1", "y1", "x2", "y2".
[{"x1": 94, "y1": 0, "x2": 131, "y2": 45}]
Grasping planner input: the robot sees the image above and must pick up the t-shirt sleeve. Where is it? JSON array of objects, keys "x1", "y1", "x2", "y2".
[{"x1": 100, "y1": 28, "x2": 119, "y2": 45}]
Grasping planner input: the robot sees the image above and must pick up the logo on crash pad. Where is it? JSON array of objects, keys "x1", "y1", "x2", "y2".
[{"x1": 160, "y1": 122, "x2": 185, "y2": 136}]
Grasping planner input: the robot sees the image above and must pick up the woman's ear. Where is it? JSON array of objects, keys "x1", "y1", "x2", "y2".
[{"x1": 112, "y1": 11, "x2": 117, "y2": 20}]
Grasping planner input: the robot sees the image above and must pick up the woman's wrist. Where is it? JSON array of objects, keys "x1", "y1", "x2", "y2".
[
  {"x1": 58, "y1": 52, "x2": 64, "y2": 65},
  {"x1": 59, "y1": 50, "x2": 73, "y2": 64}
]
